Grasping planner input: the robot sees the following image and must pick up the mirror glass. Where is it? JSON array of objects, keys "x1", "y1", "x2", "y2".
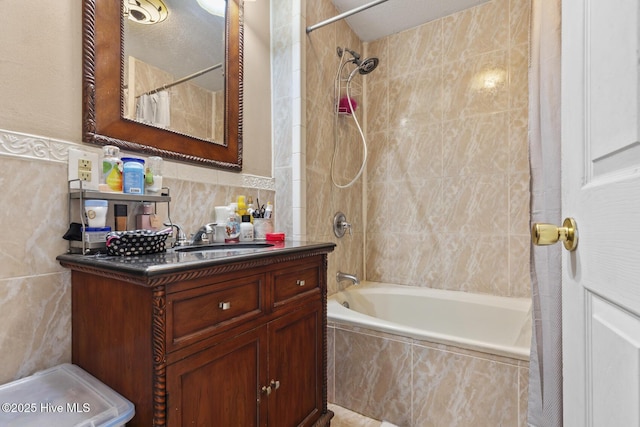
[
  {"x1": 123, "y1": 0, "x2": 225, "y2": 143},
  {"x1": 82, "y1": 0, "x2": 243, "y2": 170}
]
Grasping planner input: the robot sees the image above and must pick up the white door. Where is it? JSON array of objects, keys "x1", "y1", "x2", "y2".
[{"x1": 562, "y1": 0, "x2": 640, "y2": 425}]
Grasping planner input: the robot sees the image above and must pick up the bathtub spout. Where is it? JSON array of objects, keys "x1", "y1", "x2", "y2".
[{"x1": 336, "y1": 271, "x2": 360, "y2": 285}]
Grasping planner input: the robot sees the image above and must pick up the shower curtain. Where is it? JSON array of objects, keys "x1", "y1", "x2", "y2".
[
  {"x1": 136, "y1": 90, "x2": 171, "y2": 128},
  {"x1": 527, "y1": 0, "x2": 562, "y2": 426}
]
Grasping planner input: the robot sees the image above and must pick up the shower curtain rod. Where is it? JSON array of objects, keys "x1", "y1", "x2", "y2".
[
  {"x1": 141, "y1": 63, "x2": 223, "y2": 96},
  {"x1": 306, "y1": 0, "x2": 390, "y2": 34}
]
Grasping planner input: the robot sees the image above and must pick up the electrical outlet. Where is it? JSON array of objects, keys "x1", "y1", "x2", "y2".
[
  {"x1": 78, "y1": 159, "x2": 92, "y2": 181},
  {"x1": 69, "y1": 149, "x2": 99, "y2": 190}
]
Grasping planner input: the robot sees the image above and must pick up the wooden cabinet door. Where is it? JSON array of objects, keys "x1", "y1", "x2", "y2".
[
  {"x1": 267, "y1": 301, "x2": 323, "y2": 427},
  {"x1": 166, "y1": 327, "x2": 268, "y2": 427}
]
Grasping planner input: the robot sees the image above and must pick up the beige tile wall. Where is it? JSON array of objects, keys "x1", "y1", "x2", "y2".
[
  {"x1": 365, "y1": 0, "x2": 531, "y2": 297},
  {"x1": 0, "y1": 155, "x2": 71, "y2": 384},
  {"x1": 0, "y1": 131, "x2": 274, "y2": 384},
  {"x1": 305, "y1": 0, "x2": 366, "y2": 295},
  {"x1": 329, "y1": 323, "x2": 529, "y2": 426}
]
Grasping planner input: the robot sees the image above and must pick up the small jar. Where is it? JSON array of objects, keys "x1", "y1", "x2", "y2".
[
  {"x1": 136, "y1": 203, "x2": 155, "y2": 230},
  {"x1": 84, "y1": 199, "x2": 108, "y2": 228},
  {"x1": 122, "y1": 157, "x2": 145, "y2": 194}
]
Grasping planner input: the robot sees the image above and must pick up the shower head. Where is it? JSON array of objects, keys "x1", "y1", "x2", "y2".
[
  {"x1": 358, "y1": 57, "x2": 379, "y2": 74},
  {"x1": 346, "y1": 57, "x2": 379, "y2": 81}
]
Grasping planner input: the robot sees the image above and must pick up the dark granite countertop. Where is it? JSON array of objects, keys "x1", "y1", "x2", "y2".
[{"x1": 57, "y1": 240, "x2": 336, "y2": 278}]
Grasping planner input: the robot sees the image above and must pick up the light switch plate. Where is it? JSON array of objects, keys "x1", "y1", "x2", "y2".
[{"x1": 68, "y1": 148, "x2": 99, "y2": 190}]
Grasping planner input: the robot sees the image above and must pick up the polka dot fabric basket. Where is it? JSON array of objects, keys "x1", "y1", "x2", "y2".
[{"x1": 106, "y1": 228, "x2": 173, "y2": 256}]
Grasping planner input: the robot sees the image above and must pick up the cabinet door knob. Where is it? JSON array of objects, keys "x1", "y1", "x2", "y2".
[
  {"x1": 270, "y1": 379, "x2": 280, "y2": 390},
  {"x1": 261, "y1": 385, "x2": 272, "y2": 396},
  {"x1": 218, "y1": 301, "x2": 231, "y2": 310},
  {"x1": 296, "y1": 279, "x2": 306, "y2": 287}
]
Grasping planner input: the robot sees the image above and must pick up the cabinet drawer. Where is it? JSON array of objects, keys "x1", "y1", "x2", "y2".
[
  {"x1": 167, "y1": 274, "x2": 264, "y2": 351},
  {"x1": 272, "y1": 266, "x2": 320, "y2": 308}
]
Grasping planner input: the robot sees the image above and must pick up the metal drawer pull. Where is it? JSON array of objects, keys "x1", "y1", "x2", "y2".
[
  {"x1": 218, "y1": 301, "x2": 231, "y2": 310},
  {"x1": 297, "y1": 279, "x2": 306, "y2": 287}
]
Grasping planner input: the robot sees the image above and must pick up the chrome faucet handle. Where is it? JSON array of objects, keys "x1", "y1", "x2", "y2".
[
  {"x1": 192, "y1": 222, "x2": 218, "y2": 244},
  {"x1": 202, "y1": 222, "x2": 217, "y2": 232},
  {"x1": 341, "y1": 221, "x2": 352, "y2": 235},
  {"x1": 333, "y1": 212, "x2": 352, "y2": 238},
  {"x1": 164, "y1": 222, "x2": 188, "y2": 246}
]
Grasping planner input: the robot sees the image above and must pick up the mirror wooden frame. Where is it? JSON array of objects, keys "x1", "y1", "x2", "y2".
[{"x1": 82, "y1": 0, "x2": 243, "y2": 170}]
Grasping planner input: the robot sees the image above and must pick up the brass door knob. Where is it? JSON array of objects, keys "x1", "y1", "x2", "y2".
[{"x1": 531, "y1": 217, "x2": 578, "y2": 251}]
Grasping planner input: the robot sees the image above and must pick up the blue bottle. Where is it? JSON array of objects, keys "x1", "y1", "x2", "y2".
[{"x1": 122, "y1": 157, "x2": 145, "y2": 194}]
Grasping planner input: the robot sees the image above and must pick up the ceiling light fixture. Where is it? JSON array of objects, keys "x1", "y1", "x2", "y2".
[
  {"x1": 124, "y1": 0, "x2": 169, "y2": 25},
  {"x1": 196, "y1": 0, "x2": 226, "y2": 17}
]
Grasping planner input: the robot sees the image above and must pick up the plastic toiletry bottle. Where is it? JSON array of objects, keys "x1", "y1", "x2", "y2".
[
  {"x1": 114, "y1": 204, "x2": 128, "y2": 231},
  {"x1": 145, "y1": 156, "x2": 163, "y2": 193},
  {"x1": 237, "y1": 195, "x2": 247, "y2": 217},
  {"x1": 101, "y1": 145, "x2": 122, "y2": 192},
  {"x1": 239, "y1": 215, "x2": 254, "y2": 242},
  {"x1": 246, "y1": 196, "x2": 255, "y2": 221},
  {"x1": 264, "y1": 202, "x2": 273, "y2": 219},
  {"x1": 122, "y1": 157, "x2": 145, "y2": 194},
  {"x1": 225, "y1": 205, "x2": 241, "y2": 242}
]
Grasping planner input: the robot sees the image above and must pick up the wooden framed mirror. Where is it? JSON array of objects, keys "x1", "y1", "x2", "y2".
[{"x1": 82, "y1": 0, "x2": 243, "y2": 170}]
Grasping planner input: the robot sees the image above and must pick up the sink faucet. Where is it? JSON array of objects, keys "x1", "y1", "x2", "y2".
[
  {"x1": 191, "y1": 222, "x2": 218, "y2": 245},
  {"x1": 336, "y1": 271, "x2": 360, "y2": 285},
  {"x1": 164, "y1": 222, "x2": 188, "y2": 246}
]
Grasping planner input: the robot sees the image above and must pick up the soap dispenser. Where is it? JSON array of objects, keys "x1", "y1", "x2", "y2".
[{"x1": 225, "y1": 203, "x2": 241, "y2": 242}]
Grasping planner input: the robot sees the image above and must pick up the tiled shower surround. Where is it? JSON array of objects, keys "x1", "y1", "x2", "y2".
[
  {"x1": 364, "y1": 0, "x2": 531, "y2": 298},
  {"x1": 303, "y1": 0, "x2": 531, "y2": 297},
  {"x1": 327, "y1": 323, "x2": 529, "y2": 426},
  {"x1": 300, "y1": 0, "x2": 532, "y2": 424}
]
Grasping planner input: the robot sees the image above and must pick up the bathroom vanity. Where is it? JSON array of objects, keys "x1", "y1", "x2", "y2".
[{"x1": 57, "y1": 241, "x2": 335, "y2": 427}]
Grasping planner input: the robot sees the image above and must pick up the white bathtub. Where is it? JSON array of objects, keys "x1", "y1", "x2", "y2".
[{"x1": 328, "y1": 282, "x2": 531, "y2": 360}]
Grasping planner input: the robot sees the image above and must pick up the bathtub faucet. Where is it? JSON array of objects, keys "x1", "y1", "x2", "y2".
[{"x1": 336, "y1": 271, "x2": 360, "y2": 285}]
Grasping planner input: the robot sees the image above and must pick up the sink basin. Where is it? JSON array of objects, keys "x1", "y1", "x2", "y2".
[{"x1": 173, "y1": 242, "x2": 274, "y2": 253}]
